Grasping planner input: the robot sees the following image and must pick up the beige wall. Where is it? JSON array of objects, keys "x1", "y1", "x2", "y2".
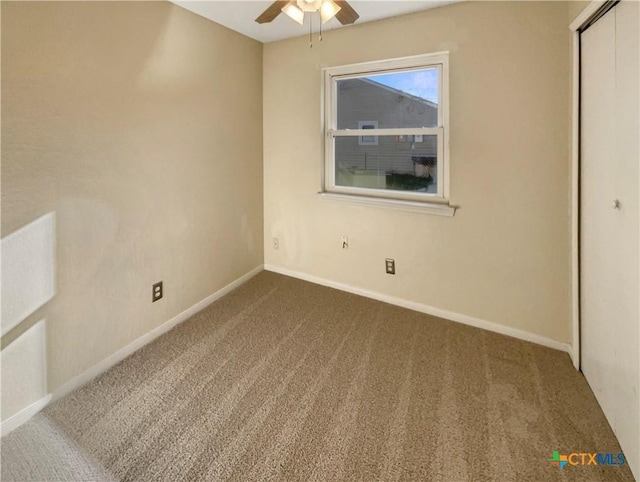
[
  {"x1": 568, "y1": 0, "x2": 591, "y2": 21},
  {"x1": 1, "y1": 1, "x2": 263, "y2": 419},
  {"x1": 264, "y1": 1, "x2": 573, "y2": 344}
]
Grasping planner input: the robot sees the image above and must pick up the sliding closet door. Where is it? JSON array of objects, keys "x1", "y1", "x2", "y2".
[
  {"x1": 580, "y1": 1, "x2": 639, "y2": 477},
  {"x1": 580, "y1": 7, "x2": 616, "y2": 416}
]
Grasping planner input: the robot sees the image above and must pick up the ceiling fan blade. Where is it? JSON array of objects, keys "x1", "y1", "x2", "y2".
[
  {"x1": 255, "y1": 1, "x2": 289, "y2": 24},
  {"x1": 334, "y1": 0, "x2": 359, "y2": 25}
]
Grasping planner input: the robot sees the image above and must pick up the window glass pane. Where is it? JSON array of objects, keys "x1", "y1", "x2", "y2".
[
  {"x1": 335, "y1": 135, "x2": 438, "y2": 194},
  {"x1": 337, "y1": 68, "x2": 439, "y2": 129}
]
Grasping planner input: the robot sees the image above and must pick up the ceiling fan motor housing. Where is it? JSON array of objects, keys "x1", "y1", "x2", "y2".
[{"x1": 297, "y1": 0, "x2": 323, "y2": 12}]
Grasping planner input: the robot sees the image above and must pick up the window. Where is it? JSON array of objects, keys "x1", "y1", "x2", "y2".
[
  {"x1": 358, "y1": 121, "x2": 378, "y2": 146},
  {"x1": 323, "y1": 53, "x2": 451, "y2": 211}
]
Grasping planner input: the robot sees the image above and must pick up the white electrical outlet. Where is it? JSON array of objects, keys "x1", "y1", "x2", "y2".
[
  {"x1": 273, "y1": 238, "x2": 279, "y2": 250},
  {"x1": 341, "y1": 236, "x2": 348, "y2": 249}
]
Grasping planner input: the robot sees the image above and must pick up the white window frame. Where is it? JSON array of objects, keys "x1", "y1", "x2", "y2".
[{"x1": 322, "y1": 52, "x2": 452, "y2": 213}]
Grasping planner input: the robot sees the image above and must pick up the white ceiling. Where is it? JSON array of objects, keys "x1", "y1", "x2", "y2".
[{"x1": 171, "y1": 1, "x2": 461, "y2": 43}]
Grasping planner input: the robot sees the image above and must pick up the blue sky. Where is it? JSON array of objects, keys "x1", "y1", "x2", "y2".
[{"x1": 366, "y1": 68, "x2": 439, "y2": 104}]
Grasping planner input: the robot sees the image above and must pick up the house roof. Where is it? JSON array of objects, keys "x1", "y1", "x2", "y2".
[{"x1": 359, "y1": 78, "x2": 438, "y2": 109}]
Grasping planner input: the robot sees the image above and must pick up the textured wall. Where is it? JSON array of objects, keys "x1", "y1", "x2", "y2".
[
  {"x1": 568, "y1": 0, "x2": 591, "y2": 21},
  {"x1": 1, "y1": 1, "x2": 263, "y2": 419},
  {"x1": 263, "y1": 1, "x2": 572, "y2": 344}
]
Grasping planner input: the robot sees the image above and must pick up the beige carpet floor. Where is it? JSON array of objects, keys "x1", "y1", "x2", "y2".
[{"x1": 1, "y1": 272, "x2": 635, "y2": 481}]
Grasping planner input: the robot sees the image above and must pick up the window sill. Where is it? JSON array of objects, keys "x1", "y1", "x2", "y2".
[{"x1": 317, "y1": 192, "x2": 456, "y2": 217}]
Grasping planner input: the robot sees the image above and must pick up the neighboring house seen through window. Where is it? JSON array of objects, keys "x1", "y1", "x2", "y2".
[{"x1": 323, "y1": 53, "x2": 451, "y2": 210}]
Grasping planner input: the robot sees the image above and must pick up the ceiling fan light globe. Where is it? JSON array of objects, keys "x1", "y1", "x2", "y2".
[
  {"x1": 297, "y1": 0, "x2": 322, "y2": 12},
  {"x1": 320, "y1": 0, "x2": 341, "y2": 23},
  {"x1": 282, "y1": 1, "x2": 305, "y2": 24}
]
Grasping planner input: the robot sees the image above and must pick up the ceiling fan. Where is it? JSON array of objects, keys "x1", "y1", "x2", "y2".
[{"x1": 255, "y1": 0, "x2": 359, "y2": 26}]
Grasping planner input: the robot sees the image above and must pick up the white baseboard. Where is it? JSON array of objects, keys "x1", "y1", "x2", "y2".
[
  {"x1": 1, "y1": 394, "x2": 52, "y2": 436},
  {"x1": 264, "y1": 264, "x2": 572, "y2": 355},
  {"x1": 51, "y1": 265, "x2": 264, "y2": 403}
]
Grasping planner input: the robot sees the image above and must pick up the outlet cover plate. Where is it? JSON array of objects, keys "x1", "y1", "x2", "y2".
[
  {"x1": 385, "y1": 258, "x2": 395, "y2": 275},
  {"x1": 152, "y1": 281, "x2": 163, "y2": 302}
]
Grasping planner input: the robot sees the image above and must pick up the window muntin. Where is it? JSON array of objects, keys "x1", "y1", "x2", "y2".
[{"x1": 324, "y1": 53, "x2": 448, "y2": 202}]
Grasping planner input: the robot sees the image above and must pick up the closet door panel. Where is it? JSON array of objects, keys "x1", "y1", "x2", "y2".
[
  {"x1": 611, "y1": 0, "x2": 639, "y2": 473},
  {"x1": 580, "y1": 7, "x2": 617, "y2": 424},
  {"x1": 581, "y1": 2, "x2": 639, "y2": 478}
]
